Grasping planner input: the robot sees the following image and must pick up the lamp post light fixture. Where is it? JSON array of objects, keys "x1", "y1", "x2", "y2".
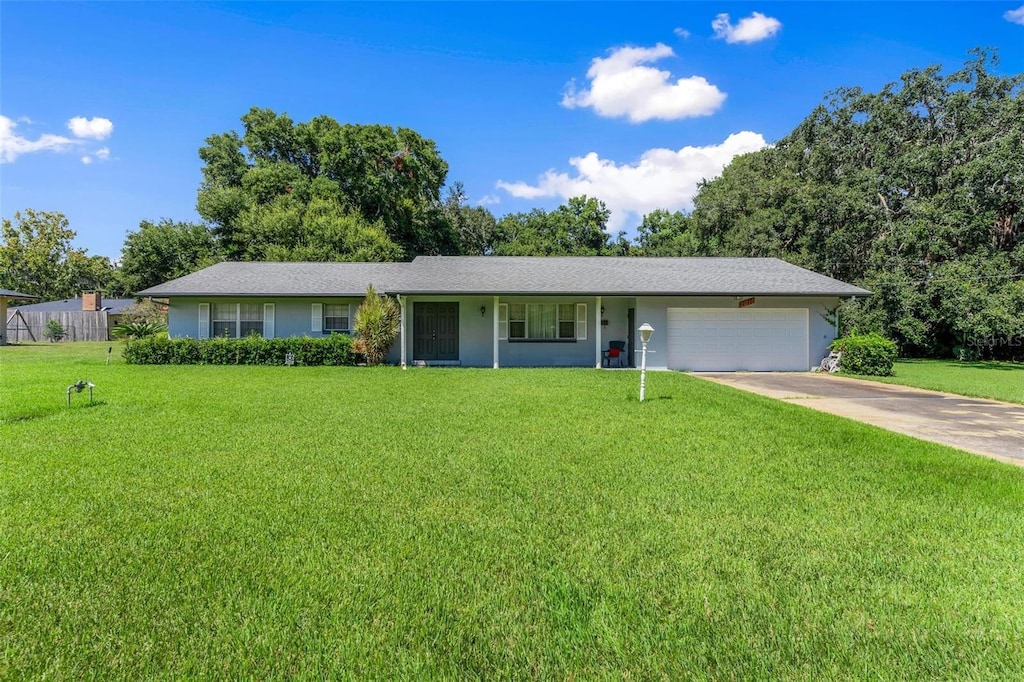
[{"x1": 638, "y1": 322, "x2": 654, "y2": 402}]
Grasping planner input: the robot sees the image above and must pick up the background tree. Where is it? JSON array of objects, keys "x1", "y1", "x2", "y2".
[
  {"x1": 197, "y1": 107, "x2": 457, "y2": 260},
  {"x1": 115, "y1": 219, "x2": 223, "y2": 294},
  {"x1": 634, "y1": 210, "x2": 702, "y2": 256},
  {"x1": 231, "y1": 198, "x2": 401, "y2": 262},
  {"x1": 670, "y1": 49, "x2": 1023, "y2": 359},
  {"x1": 0, "y1": 210, "x2": 113, "y2": 300},
  {"x1": 440, "y1": 182, "x2": 499, "y2": 255},
  {"x1": 492, "y1": 196, "x2": 613, "y2": 256},
  {"x1": 119, "y1": 299, "x2": 168, "y2": 326}
]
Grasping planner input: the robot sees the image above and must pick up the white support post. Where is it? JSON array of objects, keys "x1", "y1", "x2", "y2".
[
  {"x1": 492, "y1": 295, "x2": 500, "y2": 369},
  {"x1": 595, "y1": 295, "x2": 602, "y2": 368},
  {"x1": 398, "y1": 294, "x2": 407, "y2": 370}
]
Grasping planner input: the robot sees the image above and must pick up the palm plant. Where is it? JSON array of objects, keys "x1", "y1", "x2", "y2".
[
  {"x1": 352, "y1": 285, "x2": 399, "y2": 365},
  {"x1": 112, "y1": 321, "x2": 168, "y2": 340}
]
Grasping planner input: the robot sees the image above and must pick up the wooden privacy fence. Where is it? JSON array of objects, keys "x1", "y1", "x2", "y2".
[{"x1": 6, "y1": 311, "x2": 111, "y2": 342}]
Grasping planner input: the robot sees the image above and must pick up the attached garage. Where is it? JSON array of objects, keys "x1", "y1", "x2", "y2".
[{"x1": 667, "y1": 308, "x2": 810, "y2": 371}]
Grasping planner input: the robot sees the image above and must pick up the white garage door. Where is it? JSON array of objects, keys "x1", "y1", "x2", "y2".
[{"x1": 667, "y1": 308, "x2": 809, "y2": 371}]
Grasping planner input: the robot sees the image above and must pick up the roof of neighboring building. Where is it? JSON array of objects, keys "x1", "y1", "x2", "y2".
[
  {"x1": 137, "y1": 257, "x2": 871, "y2": 298},
  {"x1": 15, "y1": 297, "x2": 138, "y2": 313},
  {"x1": 0, "y1": 289, "x2": 38, "y2": 300},
  {"x1": 137, "y1": 262, "x2": 410, "y2": 297}
]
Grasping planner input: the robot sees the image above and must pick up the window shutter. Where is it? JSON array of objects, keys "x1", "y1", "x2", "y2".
[
  {"x1": 347, "y1": 303, "x2": 354, "y2": 332},
  {"x1": 263, "y1": 303, "x2": 275, "y2": 339},
  {"x1": 498, "y1": 303, "x2": 508, "y2": 341},
  {"x1": 576, "y1": 303, "x2": 587, "y2": 340},
  {"x1": 311, "y1": 303, "x2": 323, "y2": 333},
  {"x1": 198, "y1": 303, "x2": 210, "y2": 340}
]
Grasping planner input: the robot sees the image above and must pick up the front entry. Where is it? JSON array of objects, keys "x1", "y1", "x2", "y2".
[{"x1": 413, "y1": 302, "x2": 459, "y2": 362}]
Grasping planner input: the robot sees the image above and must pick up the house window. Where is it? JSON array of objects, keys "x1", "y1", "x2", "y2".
[
  {"x1": 558, "y1": 304, "x2": 575, "y2": 339},
  {"x1": 211, "y1": 303, "x2": 237, "y2": 338},
  {"x1": 211, "y1": 303, "x2": 263, "y2": 338},
  {"x1": 508, "y1": 303, "x2": 581, "y2": 341},
  {"x1": 324, "y1": 304, "x2": 351, "y2": 333},
  {"x1": 239, "y1": 303, "x2": 263, "y2": 337},
  {"x1": 509, "y1": 303, "x2": 526, "y2": 339}
]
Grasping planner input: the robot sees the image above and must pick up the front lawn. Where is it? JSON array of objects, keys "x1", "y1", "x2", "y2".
[
  {"x1": 2, "y1": 342, "x2": 1023, "y2": 678},
  {"x1": 867, "y1": 359, "x2": 1024, "y2": 404}
]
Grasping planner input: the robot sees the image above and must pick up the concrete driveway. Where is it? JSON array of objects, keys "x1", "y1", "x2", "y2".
[{"x1": 697, "y1": 373, "x2": 1024, "y2": 467}]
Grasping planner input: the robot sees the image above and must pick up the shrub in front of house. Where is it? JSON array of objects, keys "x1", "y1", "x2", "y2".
[
  {"x1": 830, "y1": 332, "x2": 898, "y2": 376},
  {"x1": 123, "y1": 334, "x2": 357, "y2": 366}
]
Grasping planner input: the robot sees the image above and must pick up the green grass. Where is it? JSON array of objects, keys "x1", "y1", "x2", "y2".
[
  {"x1": 3, "y1": 342, "x2": 1024, "y2": 679},
  {"x1": 864, "y1": 359, "x2": 1024, "y2": 404}
]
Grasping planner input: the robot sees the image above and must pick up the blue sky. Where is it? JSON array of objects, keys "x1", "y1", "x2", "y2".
[{"x1": 2, "y1": 2, "x2": 1023, "y2": 259}]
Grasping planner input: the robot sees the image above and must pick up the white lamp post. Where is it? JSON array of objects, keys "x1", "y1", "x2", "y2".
[{"x1": 638, "y1": 322, "x2": 654, "y2": 402}]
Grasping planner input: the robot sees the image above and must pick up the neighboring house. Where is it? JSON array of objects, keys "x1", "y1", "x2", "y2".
[
  {"x1": 139, "y1": 257, "x2": 870, "y2": 371},
  {"x1": 0, "y1": 288, "x2": 38, "y2": 345},
  {"x1": 8, "y1": 292, "x2": 138, "y2": 342}
]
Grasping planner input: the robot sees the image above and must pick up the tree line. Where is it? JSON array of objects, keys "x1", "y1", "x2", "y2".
[
  {"x1": 2, "y1": 50, "x2": 1020, "y2": 358},
  {"x1": 635, "y1": 49, "x2": 1022, "y2": 359}
]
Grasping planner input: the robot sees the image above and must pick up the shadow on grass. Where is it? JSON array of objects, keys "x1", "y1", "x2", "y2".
[{"x1": 3, "y1": 401, "x2": 107, "y2": 424}]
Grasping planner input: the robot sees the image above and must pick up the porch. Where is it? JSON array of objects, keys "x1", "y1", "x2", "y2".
[{"x1": 394, "y1": 295, "x2": 637, "y2": 369}]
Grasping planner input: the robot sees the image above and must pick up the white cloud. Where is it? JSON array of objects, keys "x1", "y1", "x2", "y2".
[
  {"x1": 67, "y1": 116, "x2": 113, "y2": 140},
  {"x1": 561, "y1": 43, "x2": 726, "y2": 122},
  {"x1": 477, "y1": 194, "x2": 501, "y2": 206},
  {"x1": 674, "y1": 27, "x2": 691, "y2": 39},
  {"x1": 81, "y1": 147, "x2": 113, "y2": 166},
  {"x1": 1005, "y1": 6, "x2": 1024, "y2": 24},
  {"x1": 496, "y1": 131, "x2": 768, "y2": 231},
  {"x1": 712, "y1": 12, "x2": 782, "y2": 44},
  {"x1": 0, "y1": 115, "x2": 78, "y2": 163}
]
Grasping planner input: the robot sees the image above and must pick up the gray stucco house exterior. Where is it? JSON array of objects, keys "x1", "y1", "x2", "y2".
[{"x1": 139, "y1": 256, "x2": 870, "y2": 371}]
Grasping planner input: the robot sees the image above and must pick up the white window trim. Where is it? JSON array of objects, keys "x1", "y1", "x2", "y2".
[
  {"x1": 576, "y1": 303, "x2": 587, "y2": 341},
  {"x1": 311, "y1": 303, "x2": 323, "y2": 333},
  {"x1": 198, "y1": 303, "x2": 210, "y2": 340},
  {"x1": 263, "y1": 303, "x2": 275, "y2": 339},
  {"x1": 498, "y1": 303, "x2": 508, "y2": 341}
]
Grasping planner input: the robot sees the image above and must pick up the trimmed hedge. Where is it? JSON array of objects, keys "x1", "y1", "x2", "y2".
[
  {"x1": 830, "y1": 332, "x2": 898, "y2": 376},
  {"x1": 123, "y1": 334, "x2": 357, "y2": 366}
]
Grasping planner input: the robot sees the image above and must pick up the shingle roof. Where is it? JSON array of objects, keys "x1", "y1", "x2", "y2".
[
  {"x1": 138, "y1": 261, "x2": 409, "y2": 297},
  {"x1": 402, "y1": 257, "x2": 871, "y2": 296},
  {"x1": 138, "y1": 257, "x2": 871, "y2": 298},
  {"x1": 0, "y1": 289, "x2": 38, "y2": 300},
  {"x1": 15, "y1": 297, "x2": 138, "y2": 313}
]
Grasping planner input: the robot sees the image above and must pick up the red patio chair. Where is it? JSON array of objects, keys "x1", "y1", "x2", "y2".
[{"x1": 602, "y1": 340, "x2": 627, "y2": 368}]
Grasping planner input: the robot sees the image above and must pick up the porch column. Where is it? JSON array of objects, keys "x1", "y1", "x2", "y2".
[
  {"x1": 398, "y1": 294, "x2": 407, "y2": 369},
  {"x1": 492, "y1": 295, "x2": 500, "y2": 369},
  {"x1": 595, "y1": 295, "x2": 602, "y2": 369}
]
